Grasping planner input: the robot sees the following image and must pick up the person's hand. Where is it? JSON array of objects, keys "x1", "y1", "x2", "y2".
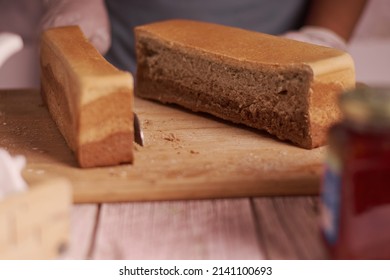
[
  {"x1": 0, "y1": 149, "x2": 28, "y2": 200},
  {"x1": 0, "y1": 33, "x2": 23, "y2": 68},
  {"x1": 282, "y1": 26, "x2": 347, "y2": 51},
  {"x1": 41, "y1": 0, "x2": 111, "y2": 55}
]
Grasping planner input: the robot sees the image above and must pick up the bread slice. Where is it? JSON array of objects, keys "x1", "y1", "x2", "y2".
[
  {"x1": 135, "y1": 19, "x2": 355, "y2": 149},
  {"x1": 40, "y1": 26, "x2": 134, "y2": 168}
]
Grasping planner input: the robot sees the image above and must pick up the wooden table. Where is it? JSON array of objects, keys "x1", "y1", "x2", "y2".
[
  {"x1": 61, "y1": 196, "x2": 327, "y2": 260},
  {"x1": 67, "y1": 38, "x2": 387, "y2": 260},
  {"x1": 0, "y1": 89, "x2": 328, "y2": 259}
]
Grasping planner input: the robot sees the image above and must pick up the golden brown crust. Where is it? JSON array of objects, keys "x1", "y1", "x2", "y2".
[
  {"x1": 308, "y1": 81, "x2": 344, "y2": 148},
  {"x1": 41, "y1": 26, "x2": 134, "y2": 167},
  {"x1": 78, "y1": 132, "x2": 134, "y2": 168},
  {"x1": 135, "y1": 19, "x2": 355, "y2": 149},
  {"x1": 42, "y1": 26, "x2": 124, "y2": 77},
  {"x1": 135, "y1": 19, "x2": 350, "y2": 67}
]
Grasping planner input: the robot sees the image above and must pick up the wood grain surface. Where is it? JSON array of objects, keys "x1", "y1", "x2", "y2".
[
  {"x1": 91, "y1": 199, "x2": 263, "y2": 260},
  {"x1": 0, "y1": 89, "x2": 326, "y2": 203},
  {"x1": 253, "y1": 197, "x2": 328, "y2": 259},
  {"x1": 60, "y1": 204, "x2": 98, "y2": 259},
  {"x1": 58, "y1": 197, "x2": 326, "y2": 260}
]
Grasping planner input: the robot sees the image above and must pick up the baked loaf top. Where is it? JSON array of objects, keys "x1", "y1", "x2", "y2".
[
  {"x1": 136, "y1": 19, "x2": 354, "y2": 82},
  {"x1": 41, "y1": 26, "x2": 134, "y2": 168},
  {"x1": 42, "y1": 26, "x2": 133, "y2": 106},
  {"x1": 135, "y1": 19, "x2": 355, "y2": 149}
]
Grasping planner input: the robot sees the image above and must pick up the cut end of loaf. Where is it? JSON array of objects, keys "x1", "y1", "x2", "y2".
[
  {"x1": 40, "y1": 26, "x2": 135, "y2": 168},
  {"x1": 135, "y1": 19, "x2": 356, "y2": 149},
  {"x1": 78, "y1": 132, "x2": 134, "y2": 168}
]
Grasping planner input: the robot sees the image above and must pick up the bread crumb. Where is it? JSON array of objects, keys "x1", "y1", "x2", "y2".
[
  {"x1": 25, "y1": 168, "x2": 45, "y2": 175},
  {"x1": 35, "y1": 169, "x2": 45, "y2": 175},
  {"x1": 108, "y1": 168, "x2": 128, "y2": 178},
  {"x1": 279, "y1": 150, "x2": 288, "y2": 156},
  {"x1": 134, "y1": 143, "x2": 142, "y2": 151},
  {"x1": 190, "y1": 150, "x2": 199, "y2": 154},
  {"x1": 163, "y1": 132, "x2": 179, "y2": 142},
  {"x1": 143, "y1": 119, "x2": 152, "y2": 126}
]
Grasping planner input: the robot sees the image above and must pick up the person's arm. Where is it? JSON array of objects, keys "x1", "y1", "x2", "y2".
[
  {"x1": 305, "y1": 0, "x2": 368, "y2": 41},
  {"x1": 283, "y1": 0, "x2": 367, "y2": 50}
]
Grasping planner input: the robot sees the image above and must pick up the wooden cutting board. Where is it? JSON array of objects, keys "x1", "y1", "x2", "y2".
[{"x1": 0, "y1": 89, "x2": 326, "y2": 203}]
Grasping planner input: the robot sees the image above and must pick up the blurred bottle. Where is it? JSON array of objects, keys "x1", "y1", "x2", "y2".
[{"x1": 321, "y1": 86, "x2": 390, "y2": 259}]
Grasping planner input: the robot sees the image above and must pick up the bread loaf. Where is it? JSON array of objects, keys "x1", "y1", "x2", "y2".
[
  {"x1": 135, "y1": 19, "x2": 355, "y2": 149},
  {"x1": 41, "y1": 26, "x2": 134, "y2": 168}
]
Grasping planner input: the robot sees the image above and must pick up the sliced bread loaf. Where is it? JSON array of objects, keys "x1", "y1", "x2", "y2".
[
  {"x1": 41, "y1": 26, "x2": 134, "y2": 167},
  {"x1": 135, "y1": 19, "x2": 355, "y2": 148}
]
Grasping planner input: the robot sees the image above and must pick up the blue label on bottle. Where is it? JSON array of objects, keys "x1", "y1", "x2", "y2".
[{"x1": 321, "y1": 152, "x2": 342, "y2": 245}]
